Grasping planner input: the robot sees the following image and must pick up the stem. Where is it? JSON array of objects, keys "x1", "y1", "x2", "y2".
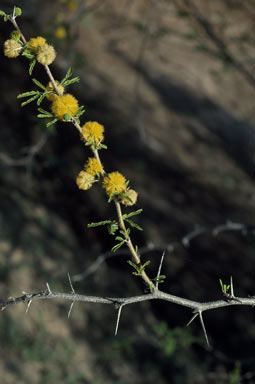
[
  {"x1": 8, "y1": 16, "x2": 27, "y2": 44},
  {"x1": 7, "y1": 14, "x2": 154, "y2": 291},
  {"x1": 115, "y1": 201, "x2": 155, "y2": 291}
]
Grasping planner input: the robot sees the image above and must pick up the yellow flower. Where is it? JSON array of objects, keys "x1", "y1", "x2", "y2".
[
  {"x1": 84, "y1": 157, "x2": 103, "y2": 176},
  {"x1": 103, "y1": 172, "x2": 127, "y2": 196},
  {"x1": 28, "y1": 36, "x2": 46, "y2": 53},
  {"x1": 46, "y1": 81, "x2": 65, "y2": 101},
  {"x1": 37, "y1": 44, "x2": 56, "y2": 65},
  {"x1": 51, "y1": 94, "x2": 79, "y2": 120},
  {"x1": 120, "y1": 189, "x2": 138, "y2": 206},
  {"x1": 4, "y1": 39, "x2": 22, "y2": 58},
  {"x1": 81, "y1": 121, "x2": 104, "y2": 144},
  {"x1": 76, "y1": 171, "x2": 95, "y2": 190},
  {"x1": 55, "y1": 26, "x2": 67, "y2": 39},
  {"x1": 67, "y1": 0, "x2": 78, "y2": 10}
]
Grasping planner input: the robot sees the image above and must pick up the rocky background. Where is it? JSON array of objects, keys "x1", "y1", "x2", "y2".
[{"x1": 0, "y1": 0, "x2": 254, "y2": 383}]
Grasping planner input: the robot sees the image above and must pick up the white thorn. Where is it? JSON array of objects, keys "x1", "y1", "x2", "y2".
[
  {"x1": 199, "y1": 311, "x2": 210, "y2": 347},
  {"x1": 115, "y1": 305, "x2": 123, "y2": 336},
  {"x1": 25, "y1": 300, "x2": 32, "y2": 314},
  {"x1": 68, "y1": 301, "x2": 75, "y2": 319},
  {"x1": 46, "y1": 282, "x2": 52, "y2": 294},
  {"x1": 156, "y1": 251, "x2": 165, "y2": 289},
  {"x1": 186, "y1": 312, "x2": 198, "y2": 327},
  {"x1": 68, "y1": 273, "x2": 75, "y2": 294},
  {"x1": 230, "y1": 276, "x2": 234, "y2": 297}
]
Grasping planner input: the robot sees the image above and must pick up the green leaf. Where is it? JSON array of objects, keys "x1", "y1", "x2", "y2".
[
  {"x1": 125, "y1": 218, "x2": 143, "y2": 231},
  {"x1": 141, "y1": 260, "x2": 151, "y2": 270},
  {"x1": 107, "y1": 222, "x2": 119, "y2": 235},
  {"x1": 127, "y1": 260, "x2": 140, "y2": 273},
  {"x1": 37, "y1": 93, "x2": 47, "y2": 105},
  {"x1": 88, "y1": 220, "x2": 112, "y2": 228},
  {"x1": 37, "y1": 114, "x2": 50, "y2": 118},
  {"x1": 29, "y1": 59, "x2": 36, "y2": 75},
  {"x1": 38, "y1": 108, "x2": 52, "y2": 116},
  {"x1": 62, "y1": 76, "x2": 80, "y2": 87},
  {"x1": 13, "y1": 6, "x2": 22, "y2": 17},
  {"x1": 21, "y1": 50, "x2": 34, "y2": 60},
  {"x1": 60, "y1": 67, "x2": 72, "y2": 85},
  {"x1": 21, "y1": 95, "x2": 39, "y2": 106},
  {"x1": 32, "y1": 78, "x2": 46, "y2": 90},
  {"x1": 99, "y1": 144, "x2": 108, "y2": 149},
  {"x1": 46, "y1": 118, "x2": 58, "y2": 127},
  {"x1": 75, "y1": 106, "x2": 85, "y2": 118},
  {"x1": 17, "y1": 91, "x2": 39, "y2": 98},
  {"x1": 85, "y1": 141, "x2": 93, "y2": 146},
  {"x1": 123, "y1": 209, "x2": 143, "y2": 219},
  {"x1": 112, "y1": 241, "x2": 125, "y2": 252},
  {"x1": 119, "y1": 229, "x2": 129, "y2": 237},
  {"x1": 0, "y1": 10, "x2": 7, "y2": 17},
  {"x1": 115, "y1": 236, "x2": 124, "y2": 242}
]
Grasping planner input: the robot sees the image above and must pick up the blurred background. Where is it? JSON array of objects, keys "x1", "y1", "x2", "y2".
[{"x1": 0, "y1": 0, "x2": 254, "y2": 383}]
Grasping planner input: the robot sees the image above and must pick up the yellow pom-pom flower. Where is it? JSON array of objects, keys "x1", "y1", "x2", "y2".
[
  {"x1": 84, "y1": 157, "x2": 103, "y2": 176},
  {"x1": 81, "y1": 121, "x2": 104, "y2": 144},
  {"x1": 55, "y1": 26, "x2": 67, "y2": 40},
  {"x1": 76, "y1": 171, "x2": 95, "y2": 191},
  {"x1": 103, "y1": 172, "x2": 127, "y2": 196},
  {"x1": 4, "y1": 39, "x2": 22, "y2": 58},
  {"x1": 37, "y1": 44, "x2": 56, "y2": 65},
  {"x1": 46, "y1": 80, "x2": 65, "y2": 101},
  {"x1": 120, "y1": 189, "x2": 138, "y2": 206},
  {"x1": 51, "y1": 94, "x2": 79, "y2": 120},
  {"x1": 28, "y1": 36, "x2": 46, "y2": 53}
]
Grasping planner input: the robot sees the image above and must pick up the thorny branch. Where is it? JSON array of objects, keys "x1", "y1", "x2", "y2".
[{"x1": 1, "y1": 279, "x2": 255, "y2": 346}]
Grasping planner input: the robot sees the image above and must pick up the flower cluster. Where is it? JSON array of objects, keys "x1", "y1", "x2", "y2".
[
  {"x1": 84, "y1": 157, "x2": 103, "y2": 176},
  {"x1": 27, "y1": 36, "x2": 56, "y2": 65},
  {"x1": 27, "y1": 36, "x2": 46, "y2": 53},
  {"x1": 76, "y1": 171, "x2": 95, "y2": 191},
  {"x1": 2, "y1": 19, "x2": 138, "y2": 207},
  {"x1": 51, "y1": 94, "x2": 79, "y2": 120},
  {"x1": 81, "y1": 121, "x2": 104, "y2": 144},
  {"x1": 4, "y1": 39, "x2": 22, "y2": 58},
  {"x1": 102, "y1": 172, "x2": 126, "y2": 196}
]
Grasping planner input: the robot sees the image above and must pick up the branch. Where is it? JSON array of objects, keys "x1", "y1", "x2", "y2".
[{"x1": 1, "y1": 286, "x2": 255, "y2": 346}]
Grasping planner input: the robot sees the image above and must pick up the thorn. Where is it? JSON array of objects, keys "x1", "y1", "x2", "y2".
[
  {"x1": 67, "y1": 273, "x2": 75, "y2": 294},
  {"x1": 46, "y1": 282, "x2": 52, "y2": 294},
  {"x1": 156, "y1": 251, "x2": 165, "y2": 289},
  {"x1": 230, "y1": 276, "x2": 234, "y2": 297},
  {"x1": 68, "y1": 301, "x2": 75, "y2": 319},
  {"x1": 186, "y1": 312, "x2": 199, "y2": 327},
  {"x1": 114, "y1": 305, "x2": 123, "y2": 336},
  {"x1": 199, "y1": 311, "x2": 210, "y2": 347},
  {"x1": 25, "y1": 300, "x2": 32, "y2": 314}
]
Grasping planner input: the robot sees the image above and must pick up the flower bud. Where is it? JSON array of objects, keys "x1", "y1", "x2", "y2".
[
  {"x1": 4, "y1": 39, "x2": 22, "y2": 58},
  {"x1": 120, "y1": 189, "x2": 138, "y2": 206},
  {"x1": 37, "y1": 44, "x2": 56, "y2": 65},
  {"x1": 76, "y1": 171, "x2": 95, "y2": 191}
]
